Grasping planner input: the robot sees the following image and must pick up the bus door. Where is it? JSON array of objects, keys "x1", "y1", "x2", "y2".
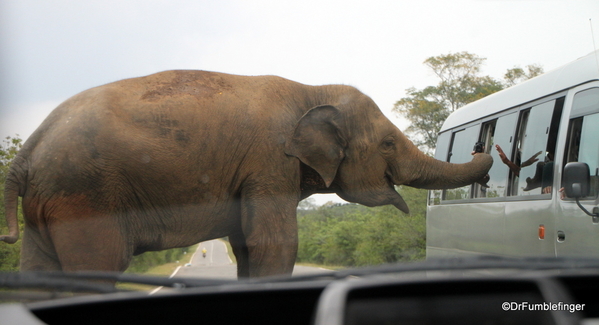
[
  {"x1": 556, "y1": 85, "x2": 599, "y2": 257},
  {"x1": 502, "y1": 97, "x2": 564, "y2": 257},
  {"x1": 428, "y1": 125, "x2": 495, "y2": 257}
]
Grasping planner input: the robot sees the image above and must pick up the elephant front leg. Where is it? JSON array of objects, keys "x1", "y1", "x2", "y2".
[
  {"x1": 240, "y1": 184, "x2": 299, "y2": 278},
  {"x1": 229, "y1": 232, "x2": 250, "y2": 278}
]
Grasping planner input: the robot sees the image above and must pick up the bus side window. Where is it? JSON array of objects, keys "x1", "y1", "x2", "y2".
[
  {"x1": 564, "y1": 88, "x2": 599, "y2": 198},
  {"x1": 444, "y1": 125, "x2": 480, "y2": 200},
  {"x1": 507, "y1": 109, "x2": 530, "y2": 195},
  {"x1": 507, "y1": 99, "x2": 563, "y2": 196},
  {"x1": 477, "y1": 113, "x2": 518, "y2": 198}
]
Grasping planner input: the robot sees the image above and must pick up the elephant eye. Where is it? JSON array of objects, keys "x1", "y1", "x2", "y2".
[
  {"x1": 380, "y1": 137, "x2": 396, "y2": 152},
  {"x1": 383, "y1": 139, "x2": 395, "y2": 147}
]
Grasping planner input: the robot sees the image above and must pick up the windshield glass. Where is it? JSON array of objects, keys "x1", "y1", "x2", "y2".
[{"x1": 1, "y1": 1, "x2": 598, "y2": 299}]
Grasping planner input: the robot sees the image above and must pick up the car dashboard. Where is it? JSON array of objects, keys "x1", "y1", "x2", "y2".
[{"x1": 3, "y1": 265, "x2": 599, "y2": 325}]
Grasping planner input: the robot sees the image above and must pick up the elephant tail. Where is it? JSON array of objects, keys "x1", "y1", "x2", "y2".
[{"x1": 0, "y1": 155, "x2": 28, "y2": 244}]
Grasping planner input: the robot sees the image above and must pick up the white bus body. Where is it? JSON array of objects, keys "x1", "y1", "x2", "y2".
[{"x1": 427, "y1": 50, "x2": 599, "y2": 258}]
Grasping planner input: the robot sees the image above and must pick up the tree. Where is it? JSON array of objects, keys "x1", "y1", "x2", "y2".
[
  {"x1": 393, "y1": 52, "x2": 543, "y2": 152},
  {"x1": 503, "y1": 64, "x2": 544, "y2": 87}
]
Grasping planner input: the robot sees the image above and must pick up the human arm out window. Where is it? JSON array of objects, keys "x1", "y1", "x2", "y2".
[{"x1": 509, "y1": 99, "x2": 563, "y2": 196}]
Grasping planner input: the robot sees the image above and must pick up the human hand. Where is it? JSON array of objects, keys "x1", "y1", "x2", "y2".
[
  {"x1": 558, "y1": 187, "x2": 566, "y2": 200},
  {"x1": 522, "y1": 151, "x2": 543, "y2": 167},
  {"x1": 495, "y1": 145, "x2": 510, "y2": 164},
  {"x1": 495, "y1": 144, "x2": 521, "y2": 176}
]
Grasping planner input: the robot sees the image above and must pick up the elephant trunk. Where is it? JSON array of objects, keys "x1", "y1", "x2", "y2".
[{"x1": 391, "y1": 142, "x2": 493, "y2": 190}]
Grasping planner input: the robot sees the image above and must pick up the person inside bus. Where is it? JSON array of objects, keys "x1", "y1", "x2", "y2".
[
  {"x1": 495, "y1": 144, "x2": 557, "y2": 194},
  {"x1": 523, "y1": 151, "x2": 554, "y2": 192},
  {"x1": 541, "y1": 152, "x2": 555, "y2": 193}
]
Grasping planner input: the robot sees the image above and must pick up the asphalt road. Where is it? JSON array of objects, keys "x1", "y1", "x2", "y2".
[{"x1": 174, "y1": 239, "x2": 330, "y2": 279}]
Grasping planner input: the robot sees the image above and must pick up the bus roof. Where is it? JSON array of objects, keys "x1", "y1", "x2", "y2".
[{"x1": 440, "y1": 50, "x2": 599, "y2": 133}]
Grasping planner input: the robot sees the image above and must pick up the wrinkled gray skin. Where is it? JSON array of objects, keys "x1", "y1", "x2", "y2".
[{"x1": 0, "y1": 71, "x2": 492, "y2": 277}]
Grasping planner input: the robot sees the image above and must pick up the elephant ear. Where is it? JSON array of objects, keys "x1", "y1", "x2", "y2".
[{"x1": 285, "y1": 105, "x2": 347, "y2": 188}]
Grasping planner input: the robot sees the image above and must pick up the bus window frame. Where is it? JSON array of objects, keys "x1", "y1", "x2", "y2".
[{"x1": 560, "y1": 87, "x2": 599, "y2": 201}]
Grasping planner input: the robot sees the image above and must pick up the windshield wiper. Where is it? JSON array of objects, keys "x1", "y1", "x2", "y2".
[
  {"x1": 257, "y1": 256, "x2": 599, "y2": 283},
  {"x1": 6, "y1": 256, "x2": 598, "y2": 294},
  {"x1": 346, "y1": 256, "x2": 599, "y2": 277},
  {"x1": 60, "y1": 271, "x2": 238, "y2": 288},
  {"x1": 0, "y1": 272, "x2": 120, "y2": 294},
  {"x1": 0, "y1": 271, "x2": 237, "y2": 294}
]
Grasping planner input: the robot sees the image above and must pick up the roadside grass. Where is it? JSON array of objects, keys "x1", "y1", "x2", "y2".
[
  {"x1": 116, "y1": 244, "x2": 199, "y2": 291},
  {"x1": 295, "y1": 262, "x2": 343, "y2": 271}
]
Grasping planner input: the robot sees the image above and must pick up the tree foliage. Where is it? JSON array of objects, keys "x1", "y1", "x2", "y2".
[
  {"x1": 503, "y1": 64, "x2": 545, "y2": 87},
  {"x1": 394, "y1": 52, "x2": 543, "y2": 152},
  {"x1": 297, "y1": 187, "x2": 428, "y2": 267}
]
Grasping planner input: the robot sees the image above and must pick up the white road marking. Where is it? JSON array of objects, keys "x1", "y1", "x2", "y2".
[
  {"x1": 149, "y1": 246, "x2": 201, "y2": 295},
  {"x1": 221, "y1": 239, "x2": 233, "y2": 263},
  {"x1": 170, "y1": 266, "x2": 182, "y2": 277}
]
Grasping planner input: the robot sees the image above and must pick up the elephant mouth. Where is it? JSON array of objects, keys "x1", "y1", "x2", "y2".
[
  {"x1": 335, "y1": 171, "x2": 409, "y2": 214},
  {"x1": 385, "y1": 171, "x2": 396, "y2": 187},
  {"x1": 384, "y1": 169, "x2": 402, "y2": 192},
  {"x1": 385, "y1": 171, "x2": 410, "y2": 214}
]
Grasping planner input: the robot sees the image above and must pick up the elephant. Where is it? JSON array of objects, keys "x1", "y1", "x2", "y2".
[{"x1": 0, "y1": 70, "x2": 492, "y2": 278}]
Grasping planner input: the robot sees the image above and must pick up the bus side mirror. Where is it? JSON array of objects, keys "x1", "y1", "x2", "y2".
[
  {"x1": 563, "y1": 162, "x2": 590, "y2": 198},
  {"x1": 563, "y1": 162, "x2": 597, "y2": 221}
]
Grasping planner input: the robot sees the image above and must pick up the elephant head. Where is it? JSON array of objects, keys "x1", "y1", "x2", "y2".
[{"x1": 285, "y1": 89, "x2": 492, "y2": 213}]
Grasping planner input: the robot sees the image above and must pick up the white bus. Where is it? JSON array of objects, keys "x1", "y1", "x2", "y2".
[{"x1": 427, "y1": 50, "x2": 599, "y2": 258}]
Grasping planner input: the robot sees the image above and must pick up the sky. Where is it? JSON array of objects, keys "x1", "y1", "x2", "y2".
[{"x1": 1, "y1": 0, "x2": 598, "y2": 204}]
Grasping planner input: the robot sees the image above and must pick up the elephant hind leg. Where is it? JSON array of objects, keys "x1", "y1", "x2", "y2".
[
  {"x1": 45, "y1": 200, "x2": 132, "y2": 273},
  {"x1": 20, "y1": 225, "x2": 62, "y2": 272},
  {"x1": 50, "y1": 217, "x2": 131, "y2": 273}
]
